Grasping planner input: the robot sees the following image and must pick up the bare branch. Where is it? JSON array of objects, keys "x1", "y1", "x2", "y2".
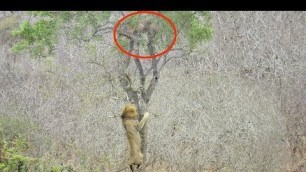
[
  {"x1": 117, "y1": 29, "x2": 137, "y2": 41},
  {"x1": 145, "y1": 58, "x2": 160, "y2": 103},
  {"x1": 159, "y1": 56, "x2": 174, "y2": 72},
  {"x1": 144, "y1": 58, "x2": 161, "y2": 77},
  {"x1": 134, "y1": 59, "x2": 145, "y2": 79}
]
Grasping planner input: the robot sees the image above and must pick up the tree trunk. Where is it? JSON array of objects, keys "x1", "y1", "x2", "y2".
[
  {"x1": 140, "y1": 122, "x2": 148, "y2": 172},
  {"x1": 137, "y1": 99, "x2": 148, "y2": 172},
  {"x1": 119, "y1": 20, "x2": 159, "y2": 172}
]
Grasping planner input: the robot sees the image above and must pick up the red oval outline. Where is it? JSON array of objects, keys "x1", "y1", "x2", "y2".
[{"x1": 113, "y1": 11, "x2": 177, "y2": 59}]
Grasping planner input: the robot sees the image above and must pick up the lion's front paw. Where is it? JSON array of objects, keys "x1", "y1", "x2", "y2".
[{"x1": 144, "y1": 112, "x2": 149, "y2": 118}]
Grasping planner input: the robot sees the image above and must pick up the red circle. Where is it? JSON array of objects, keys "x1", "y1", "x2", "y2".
[{"x1": 113, "y1": 11, "x2": 177, "y2": 59}]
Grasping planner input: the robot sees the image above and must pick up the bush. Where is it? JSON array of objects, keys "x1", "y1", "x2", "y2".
[{"x1": 0, "y1": 134, "x2": 34, "y2": 172}]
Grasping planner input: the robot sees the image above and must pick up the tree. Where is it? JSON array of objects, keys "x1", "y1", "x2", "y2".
[{"x1": 11, "y1": 11, "x2": 212, "y2": 171}]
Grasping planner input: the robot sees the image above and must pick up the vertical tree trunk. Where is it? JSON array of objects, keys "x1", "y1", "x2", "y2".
[
  {"x1": 140, "y1": 122, "x2": 148, "y2": 171},
  {"x1": 137, "y1": 99, "x2": 148, "y2": 172},
  {"x1": 119, "y1": 20, "x2": 159, "y2": 172}
]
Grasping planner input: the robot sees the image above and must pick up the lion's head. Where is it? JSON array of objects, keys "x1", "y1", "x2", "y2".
[{"x1": 121, "y1": 104, "x2": 138, "y2": 120}]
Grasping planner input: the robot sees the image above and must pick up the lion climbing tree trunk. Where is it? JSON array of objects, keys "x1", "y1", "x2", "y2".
[
  {"x1": 119, "y1": 60, "x2": 159, "y2": 171},
  {"x1": 117, "y1": 15, "x2": 173, "y2": 172},
  {"x1": 118, "y1": 53, "x2": 159, "y2": 171}
]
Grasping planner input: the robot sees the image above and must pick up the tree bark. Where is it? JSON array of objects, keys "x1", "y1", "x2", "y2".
[
  {"x1": 138, "y1": 100, "x2": 148, "y2": 172},
  {"x1": 118, "y1": 21, "x2": 162, "y2": 172}
]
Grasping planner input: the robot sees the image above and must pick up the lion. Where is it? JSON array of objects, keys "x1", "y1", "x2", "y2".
[{"x1": 121, "y1": 104, "x2": 149, "y2": 172}]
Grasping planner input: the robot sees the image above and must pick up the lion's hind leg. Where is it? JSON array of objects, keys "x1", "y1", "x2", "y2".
[{"x1": 130, "y1": 164, "x2": 141, "y2": 172}]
